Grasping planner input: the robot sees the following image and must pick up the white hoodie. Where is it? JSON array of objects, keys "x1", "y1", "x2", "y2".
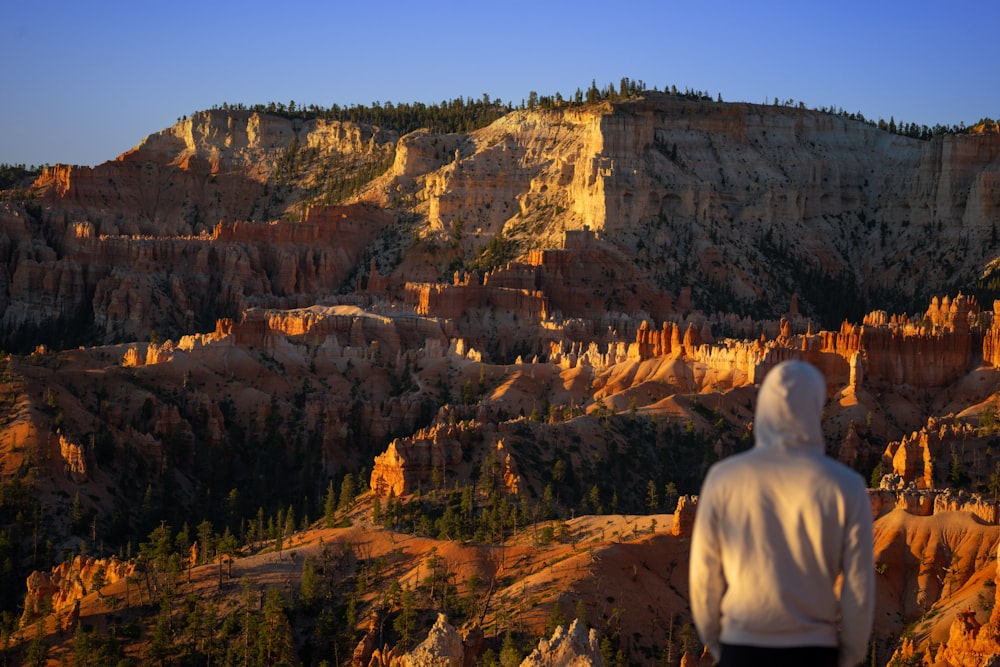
[{"x1": 689, "y1": 361, "x2": 875, "y2": 667}]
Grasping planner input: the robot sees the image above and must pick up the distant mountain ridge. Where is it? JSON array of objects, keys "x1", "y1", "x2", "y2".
[{"x1": 12, "y1": 91, "x2": 1000, "y2": 349}]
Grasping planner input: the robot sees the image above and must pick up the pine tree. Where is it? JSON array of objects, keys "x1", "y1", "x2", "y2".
[
  {"x1": 338, "y1": 473, "x2": 357, "y2": 510},
  {"x1": 261, "y1": 588, "x2": 295, "y2": 665},
  {"x1": 646, "y1": 480, "x2": 660, "y2": 513},
  {"x1": 196, "y1": 520, "x2": 214, "y2": 565},
  {"x1": 393, "y1": 584, "x2": 417, "y2": 649},
  {"x1": 71, "y1": 491, "x2": 82, "y2": 529},
  {"x1": 300, "y1": 559, "x2": 320, "y2": 611},
  {"x1": 323, "y1": 480, "x2": 337, "y2": 527},
  {"x1": 545, "y1": 602, "x2": 566, "y2": 635},
  {"x1": 25, "y1": 622, "x2": 48, "y2": 667},
  {"x1": 499, "y1": 632, "x2": 522, "y2": 667}
]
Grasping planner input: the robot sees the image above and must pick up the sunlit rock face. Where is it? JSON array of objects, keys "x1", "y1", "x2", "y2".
[
  {"x1": 10, "y1": 92, "x2": 1000, "y2": 356},
  {"x1": 21, "y1": 555, "x2": 134, "y2": 625},
  {"x1": 521, "y1": 619, "x2": 603, "y2": 667}
]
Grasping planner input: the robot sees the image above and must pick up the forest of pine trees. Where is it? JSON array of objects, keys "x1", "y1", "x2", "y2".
[{"x1": 199, "y1": 76, "x2": 993, "y2": 142}]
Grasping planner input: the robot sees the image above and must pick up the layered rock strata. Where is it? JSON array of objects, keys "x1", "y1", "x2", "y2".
[
  {"x1": 0, "y1": 202, "x2": 393, "y2": 348},
  {"x1": 370, "y1": 421, "x2": 477, "y2": 498},
  {"x1": 21, "y1": 555, "x2": 133, "y2": 624}
]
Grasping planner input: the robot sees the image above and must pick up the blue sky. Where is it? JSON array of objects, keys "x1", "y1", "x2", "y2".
[{"x1": 2, "y1": 0, "x2": 997, "y2": 167}]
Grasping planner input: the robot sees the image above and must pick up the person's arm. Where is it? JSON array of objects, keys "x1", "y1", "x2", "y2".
[
  {"x1": 838, "y1": 484, "x2": 875, "y2": 667},
  {"x1": 689, "y1": 484, "x2": 724, "y2": 660}
]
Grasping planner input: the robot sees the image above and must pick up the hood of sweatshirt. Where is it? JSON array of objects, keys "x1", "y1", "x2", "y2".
[{"x1": 753, "y1": 360, "x2": 826, "y2": 454}]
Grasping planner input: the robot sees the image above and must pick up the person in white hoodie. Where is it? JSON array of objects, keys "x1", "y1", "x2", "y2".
[{"x1": 689, "y1": 360, "x2": 875, "y2": 667}]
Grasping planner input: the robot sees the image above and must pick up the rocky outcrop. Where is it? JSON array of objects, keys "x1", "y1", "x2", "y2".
[
  {"x1": 547, "y1": 293, "x2": 988, "y2": 396},
  {"x1": 392, "y1": 130, "x2": 464, "y2": 180},
  {"x1": 395, "y1": 613, "x2": 465, "y2": 667},
  {"x1": 922, "y1": 294, "x2": 981, "y2": 331},
  {"x1": 32, "y1": 158, "x2": 267, "y2": 238},
  {"x1": 353, "y1": 611, "x2": 384, "y2": 667},
  {"x1": 370, "y1": 422, "x2": 478, "y2": 498},
  {"x1": 401, "y1": 230, "x2": 678, "y2": 361},
  {"x1": 922, "y1": 606, "x2": 1000, "y2": 667},
  {"x1": 15, "y1": 96, "x2": 1000, "y2": 358},
  {"x1": 58, "y1": 433, "x2": 88, "y2": 483},
  {"x1": 358, "y1": 94, "x2": 1000, "y2": 324},
  {"x1": 837, "y1": 420, "x2": 863, "y2": 467},
  {"x1": 981, "y1": 300, "x2": 1000, "y2": 369},
  {"x1": 261, "y1": 304, "x2": 450, "y2": 354},
  {"x1": 671, "y1": 495, "x2": 697, "y2": 538},
  {"x1": 882, "y1": 416, "x2": 982, "y2": 490},
  {"x1": 888, "y1": 538, "x2": 1000, "y2": 667},
  {"x1": 21, "y1": 555, "x2": 133, "y2": 624},
  {"x1": 869, "y1": 487, "x2": 1000, "y2": 524},
  {"x1": 819, "y1": 321, "x2": 980, "y2": 390},
  {"x1": 520, "y1": 619, "x2": 603, "y2": 667},
  {"x1": 406, "y1": 280, "x2": 551, "y2": 324},
  {"x1": 495, "y1": 439, "x2": 522, "y2": 496},
  {"x1": 495, "y1": 230, "x2": 675, "y2": 323}
]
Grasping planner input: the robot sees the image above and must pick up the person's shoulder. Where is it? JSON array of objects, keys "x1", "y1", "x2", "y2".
[
  {"x1": 818, "y1": 456, "x2": 869, "y2": 491},
  {"x1": 708, "y1": 448, "x2": 755, "y2": 471},
  {"x1": 702, "y1": 449, "x2": 758, "y2": 483}
]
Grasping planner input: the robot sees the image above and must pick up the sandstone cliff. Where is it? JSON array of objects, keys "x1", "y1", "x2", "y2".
[
  {"x1": 10, "y1": 95, "x2": 1000, "y2": 355},
  {"x1": 873, "y1": 508, "x2": 1000, "y2": 667},
  {"x1": 358, "y1": 94, "x2": 1000, "y2": 325},
  {"x1": 31, "y1": 110, "x2": 398, "y2": 235}
]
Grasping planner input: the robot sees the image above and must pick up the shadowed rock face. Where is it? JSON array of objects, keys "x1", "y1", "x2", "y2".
[{"x1": 0, "y1": 201, "x2": 393, "y2": 350}]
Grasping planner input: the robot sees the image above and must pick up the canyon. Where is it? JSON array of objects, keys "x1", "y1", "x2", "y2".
[{"x1": 1, "y1": 90, "x2": 1000, "y2": 665}]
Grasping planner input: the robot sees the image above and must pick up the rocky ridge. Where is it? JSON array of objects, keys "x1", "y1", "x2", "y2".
[
  {"x1": 364, "y1": 94, "x2": 1000, "y2": 320},
  {"x1": 8, "y1": 94, "x2": 999, "y2": 356}
]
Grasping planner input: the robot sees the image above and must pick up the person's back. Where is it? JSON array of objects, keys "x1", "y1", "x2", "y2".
[{"x1": 689, "y1": 360, "x2": 874, "y2": 667}]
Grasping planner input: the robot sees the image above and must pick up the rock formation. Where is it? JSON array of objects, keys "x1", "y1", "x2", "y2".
[
  {"x1": 837, "y1": 420, "x2": 863, "y2": 467},
  {"x1": 882, "y1": 416, "x2": 984, "y2": 490},
  {"x1": 869, "y1": 487, "x2": 1000, "y2": 524},
  {"x1": 887, "y1": 538, "x2": 1000, "y2": 667},
  {"x1": 11, "y1": 92, "x2": 1000, "y2": 355},
  {"x1": 0, "y1": 198, "x2": 395, "y2": 349},
  {"x1": 21, "y1": 555, "x2": 133, "y2": 625},
  {"x1": 923, "y1": 603, "x2": 1000, "y2": 667},
  {"x1": 395, "y1": 613, "x2": 465, "y2": 667},
  {"x1": 360, "y1": 94, "x2": 1000, "y2": 326},
  {"x1": 520, "y1": 619, "x2": 603, "y2": 667},
  {"x1": 370, "y1": 422, "x2": 478, "y2": 498},
  {"x1": 31, "y1": 110, "x2": 398, "y2": 234},
  {"x1": 7, "y1": 92, "x2": 1000, "y2": 667},
  {"x1": 671, "y1": 496, "x2": 697, "y2": 538},
  {"x1": 58, "y1": 433, "x2": 89, "y2": 483},
  {"x1": 353, "y1": 611, "x2": 384, "y2": 667}
]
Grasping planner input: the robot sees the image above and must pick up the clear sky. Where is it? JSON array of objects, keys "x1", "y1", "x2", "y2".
[{"x1": 2, "y1": 0, "x2": 997, "y2": 167}]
